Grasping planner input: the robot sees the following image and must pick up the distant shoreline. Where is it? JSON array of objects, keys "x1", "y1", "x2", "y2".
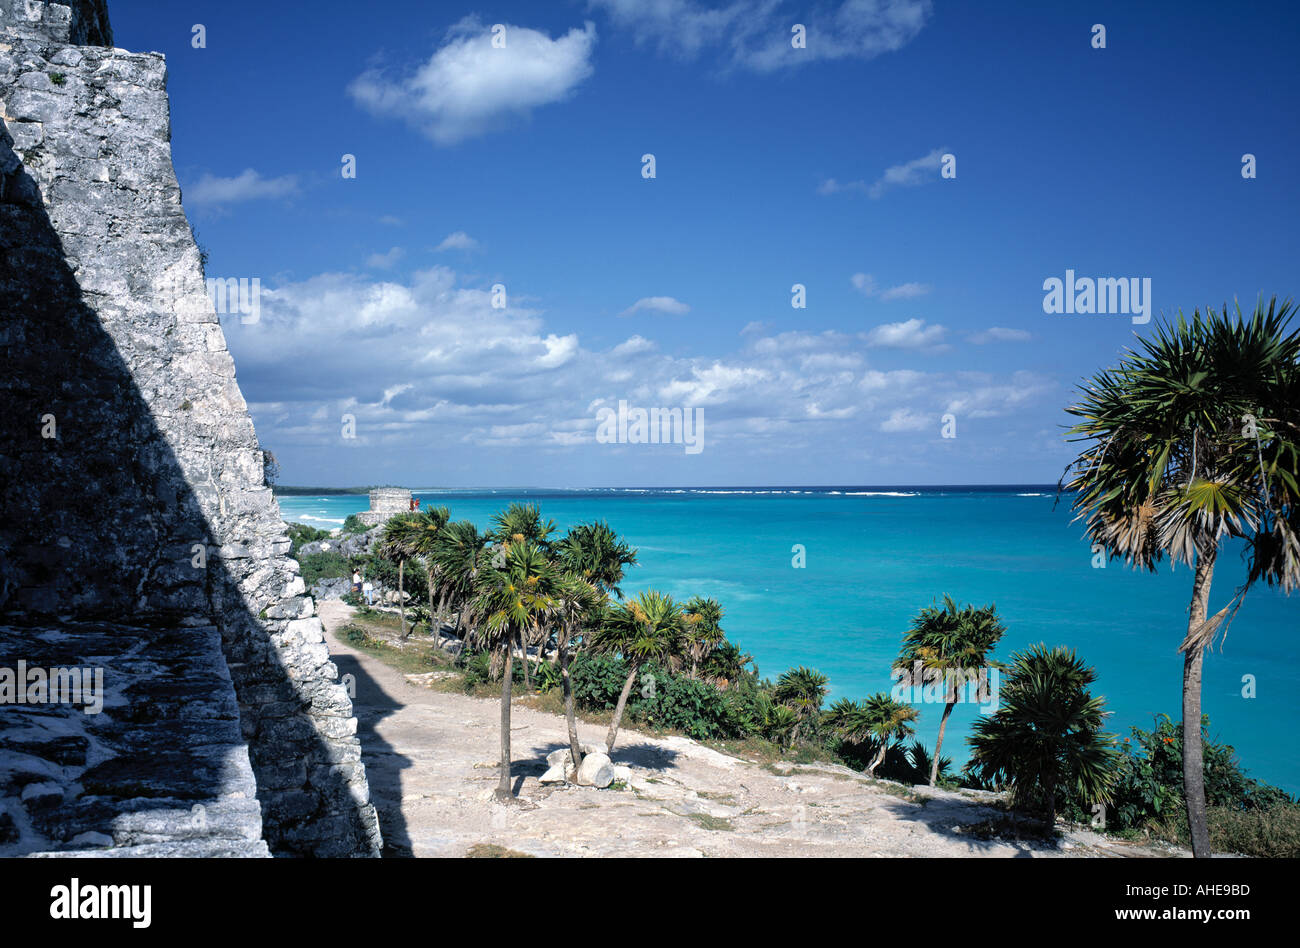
[{"x1": 275, "y1": 483, "x2": 1065, "y2": 496}]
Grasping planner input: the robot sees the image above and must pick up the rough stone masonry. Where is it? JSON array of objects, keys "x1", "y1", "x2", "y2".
[{"x1": 0, "y1": 0, "x2": 381, "y2": 855}]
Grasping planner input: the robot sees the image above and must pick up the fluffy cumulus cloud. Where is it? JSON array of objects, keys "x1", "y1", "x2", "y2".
[
  {"x1": 348, "y1": 18, "x2": 597, "y2": 145},
  {"x1": 589, "y1": 0, "x2": 931, "y2": 72},
  {"x1": 863, "y1": 317, "x2": 946, "y2": 349},
  {"x1": 222, "y1": 266, "x2": 1056, "y2": 480},
  {"x1": 186, "y1": 169, "x2": 299, "y2": 206}
]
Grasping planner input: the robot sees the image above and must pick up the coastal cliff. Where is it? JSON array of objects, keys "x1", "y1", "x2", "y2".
[{"x1": 0, "y1": 0, "x2": 380, "y2": 855}]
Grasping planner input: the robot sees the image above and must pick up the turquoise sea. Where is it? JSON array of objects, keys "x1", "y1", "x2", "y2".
[{"x1": 278, "y1": 486, "x2": 1300, "y2": 794}]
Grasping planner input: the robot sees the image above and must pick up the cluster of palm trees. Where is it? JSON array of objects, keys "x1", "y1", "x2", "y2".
[{"x1": 376, "y1": 503, "x2": 747, "y2": 799}]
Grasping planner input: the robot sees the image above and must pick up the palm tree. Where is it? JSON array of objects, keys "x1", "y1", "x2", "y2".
[
  {"x1": 967, "y1": 644, "x2": 1117, "y2": 828},
  {"x1": 682, "y1": 596, "x2": 725, "y2": 678},
  {"x1": 701, "y1": 640, "x2": 756, "y2": 688},
  {"x1": 762, "y1": 700, "x2": 800, "y2": 751},
  {"x1": 491, "y1": 502, "x2": 556, "y2": 552},
  {"x1": 587, "y1": 590, "x2": 685, "y2": 755},
  {"x1": 824, "y1": 694, "x2": 919, "y2": 776},
  {"x1": 555, "y1": 520, "x2": 638, "y2": 599},
  {"x1": 378, "y1": 513, "x2": 421, "y2": 638},
  {"x1": 490, "y1": 504, "x2": 558, "y2": 691},
  {"x1": 429, "y1": 520, "x2": 485, "y2": 640},
  {"x1": 1063, "y1": 297, "x2": 1300, "y2": 856},
  {"x1": 896, "y1": 595, "x2": 1006, "y2": 786},
  {"x1": 554, "y1": 522, "x2": 635, "y2": 768},
  {"x1": 407, "y1": 505, "x2": 450, "y2": 640},
  {"x1": 773, "y1": 667, "x2": 829, "y2": 744},
  {"x1": 465, "y1": 541, "x2": 559, "y2": 800},
  {"x1": 553, "y1": 573, "x2": 606, "y2": 770}
]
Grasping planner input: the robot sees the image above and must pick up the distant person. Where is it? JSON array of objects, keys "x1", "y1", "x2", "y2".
[
  {"x1": 409, "y1": 498, "x2": 418, "y2": 512},
  {"x1": 352, "y1": 570, "x2": 361, "y2": 596},
  {"x1": 362, "y1": 578, "x2": 374, "y2": 606}
]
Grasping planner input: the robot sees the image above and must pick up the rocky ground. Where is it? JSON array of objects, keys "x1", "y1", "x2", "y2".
[{"x1": 319, "y1": 601, "x2": 1179, "y2": 858}]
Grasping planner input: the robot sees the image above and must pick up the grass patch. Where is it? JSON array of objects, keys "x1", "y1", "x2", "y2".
[
  {"x1": 685, "y1": 812, "x2": 734, "y2": 832},
  {"x1": 465, "y1": 843, "x2": 534, "y2": 858}
]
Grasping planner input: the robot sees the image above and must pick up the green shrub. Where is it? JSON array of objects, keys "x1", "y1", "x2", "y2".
[
  {"x1": 630, "y1": 665, "x2": 733, "y2": 740},
  {"x1": 1099, "y1": 714, "x2": 1296, "y2": 832},
  {"x1": 286, "y1": 522, "x2": 331, "y2": 555},
  {"x1": 570, "y1": 653, "x2": 628, "y2": 709},
  {"x1": 341, "y1": 624, "x2": 370, "y2": 646},
  {"x1": 342, "y1": 514, "x2": 369, "y2": 534},
  {"x1": 297, "y1": 551, "x2": 352, "y2": 588}
]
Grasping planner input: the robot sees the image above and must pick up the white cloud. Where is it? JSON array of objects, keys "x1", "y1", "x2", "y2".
[
  {"x1": 224, "y1": 268, "x2": 1052, "y2": 469},
  {"x1": 851, "y1": 273, "x2": 878, "y2": 295},
  {"x1": 851, "y1": 273, "x2": 931, "y2": 300},
  {"x1": 864, "y1": 318, "x2": 946, "y2": 349},
  {"x1": 435, "y1": 231, "x2": 481, "y2": 252},
  {"x1": 880, "y1": 408, "x2": 930, "y2": 432},
  {"x1": 869, "y1": 147, "x2": 947, "y2": 199},
  {"x1": 186, "y1": 169, "x2": 299, "y2": 206},
  {"x1": 969, "y1": 327, "x2": 1032, "y2": 344},
  {"x1": 880, "y1": 282, "x2": 931, "y2": 300},
  {"x1": 366, "y1": 247, "x2": 405, "y2": 269},
  {"x1": 611, "y1": 335, "x2": 657, "y2": 356},
  {"x1": 619, "y1": 296, "x2": 691, "y2": 317},
  {"x1": 590, "y1": 0, "x2": 931, "y2": 72},
  {"x1": 348, "y1": 18, "x2": 597, "y2": 145}
]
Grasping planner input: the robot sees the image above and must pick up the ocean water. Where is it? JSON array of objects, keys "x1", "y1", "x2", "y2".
[{"x1": 278, "y1": 486, "x2": 1300, "y2": 794}]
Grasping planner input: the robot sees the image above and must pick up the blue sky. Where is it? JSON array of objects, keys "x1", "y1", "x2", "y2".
[{"x1": 113, "y1": 0, "x2": 1300, "y2": 487}]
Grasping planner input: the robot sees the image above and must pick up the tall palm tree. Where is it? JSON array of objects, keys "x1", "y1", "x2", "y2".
[
  {"x1": 555, "y1": 520, "x2": 638, "y2": 599},
  {"x1": 407, "y1": 505, "x2": 450, "y2": 639},
  {"x1": 553, "y1": 573, "x2": 606, "y2": 770},
  {"x1": 587, "y1": 590, "x2": 685, "y2": 755},
  {"x1": 824, "y1": 694, "x2": 919, "y2": 776},
  {"x1": 682, "y1": 596, "x2": 725, "y2": 678},
  {"x1": 967, "y1": 644, "x2": 1118, "y2": 828},
  {"x1": 490, "y1": 504, "x2": 558, "y2": 691},
  {"x1": 773, "y1": 666, "x2": 829, "y2": 744},
  {"x1": 553, "y1": 522, "x2": 635, "y2": 767},
  {"x1": 1063, "y1": 297, "x2": 1300, "y2": 856},
  {"x1": 896, "y1": 595, "x2": 1006, "y2": 786},
  {"x1": 465, "y1": 541, "x2": 559, "y2": 800},
  {"x1": 378, "y1": 513, "x2": 421, "y2": 638},
  {"x1": 429, "y1": 519, "x2": 485, "y2": 639}
]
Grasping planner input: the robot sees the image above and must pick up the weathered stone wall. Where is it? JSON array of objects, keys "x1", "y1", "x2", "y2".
[
  {"x1": 357, "y1": 487, "x2": 413, "y2": 526},
  {"x1": 0, "y1": 1, "x2": 380, "y2": 855}
]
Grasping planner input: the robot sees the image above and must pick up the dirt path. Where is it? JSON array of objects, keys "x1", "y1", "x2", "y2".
[{"x1": 318, "y1": 600, "x2": 1165, "y2": 858}]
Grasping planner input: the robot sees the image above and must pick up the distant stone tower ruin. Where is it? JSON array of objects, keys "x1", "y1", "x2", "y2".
[
  {"x1": 0, "y1": 0, "x2": 381, "y2": 856},
  {"x1": 358, "y1": 487, "x2": 415, "y2": 526}
]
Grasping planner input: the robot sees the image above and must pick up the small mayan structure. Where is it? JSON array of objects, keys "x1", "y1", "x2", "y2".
[
  {"x1": 356, "y1": 487, "x2": 414, "y2": 527},
  {"x1": 0, "y1": 0, "x2": 381, "y2": 856}
]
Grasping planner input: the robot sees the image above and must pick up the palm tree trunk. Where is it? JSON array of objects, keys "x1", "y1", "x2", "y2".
[
  {"x1": 1183, "y1": 547, "x2": 1217, "y2": 857},
  {"x1": 427, "y1": 567, "x2": 436, "y2": 642},
  {"x1": 496, "y1": 640, "x2": 514, "y2": 800},
  {"x1": 520, "y1": 631, "x2": 533, "y2": 692},
  {"x1": 398, "y1": 559, "x2": 407, "y2": 638},
  {"x1": 931, "y1": 699, "x2": 956, "y2": 786},
  {"x1": 605, "y1": 665, "x2": 639, "y2": 755},
  {"x1": 561, "y1": 641, "x2": 582, "y2": 770},
  {"x1": 867, "y1": 741, "x2": 888, "y2": 776}
]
